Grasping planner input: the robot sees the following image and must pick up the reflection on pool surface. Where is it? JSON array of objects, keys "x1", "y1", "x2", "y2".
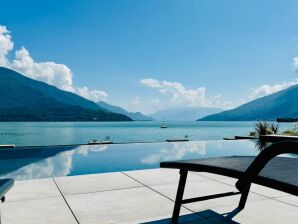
[{"x1": 0, "y1": 140, "x2": 260, "y2": 180}]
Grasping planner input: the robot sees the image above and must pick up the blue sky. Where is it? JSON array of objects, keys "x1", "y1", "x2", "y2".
[{"x1": 0, "y1": 0, "x2": 298, "y2": 114}]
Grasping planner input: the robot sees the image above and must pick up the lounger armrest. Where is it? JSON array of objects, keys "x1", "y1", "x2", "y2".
[{"x1": 236, "y1": 140, "x2": 298, "y2": 192}]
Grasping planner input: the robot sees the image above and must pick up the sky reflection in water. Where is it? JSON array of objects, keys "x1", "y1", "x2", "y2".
[{"x1": 1, "y1": 140, "x2": 259, "y2": 180}]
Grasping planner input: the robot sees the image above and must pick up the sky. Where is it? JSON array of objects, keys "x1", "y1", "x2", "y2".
[{"x1": 0, "y1": 0, "x2": 298, "y2": 114}]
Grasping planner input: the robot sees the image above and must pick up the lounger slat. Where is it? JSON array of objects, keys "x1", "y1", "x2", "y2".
[{"x1": 161, "y1": 156, "x2": 298, "y2": 196}]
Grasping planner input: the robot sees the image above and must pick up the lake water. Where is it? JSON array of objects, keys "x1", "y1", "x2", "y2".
[
  {"x1": 0, "y1": 121, "x2": 295, "y2": 146},
  {"x1": 0, "y1": 140, "x2": 261, "y2": 180}
]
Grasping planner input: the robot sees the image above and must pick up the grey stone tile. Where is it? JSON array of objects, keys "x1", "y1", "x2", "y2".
[
  {"x1": 124, "y1": 168, "x2": 206, "y2": 186},
  {"x1": 5, "y1": 178, "x2": 60, "y2": 202},
  {"x1": 152, "y1": 179, "x2": 237, "y2": 201},
  {"x1": 274, "y1": 196, "x2": 298, "y2": 207},
  {"x1": 188, "y1": 198, "x2": 298, "y2": 223},
  {"x1": 54, "y1": 172, "x2": 142, "y2": 195},
  {"x1": 200, "y1": 172, "x2": 290, "y2": 198},
  {"x1": 151, "y1": 179, "x2": 266, "y2": 213},
  {"x1": 249, "y1": 184, "x2": 289, "y2": 198},
  {"x1": 198, "y1": 173, "x2": 237, "y2": 182},
  {"x1": 230, "y1": 199, "x2": 298, "y2": 223},
  {"x1": 65, "y1": 186, "x2": 191, "y2": 224},
  {"x1": 142, "y1": 213, "x2": 213, "y2": 224},
  {"x1": 1, "y1": 197, "x2": 77, "y2": 224}
]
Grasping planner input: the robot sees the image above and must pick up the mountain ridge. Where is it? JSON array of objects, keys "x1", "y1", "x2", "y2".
[
  {"x1": 0, "y1": 67, "x2": 131, "y2": 121},
  {"x1": 199, "y1": 84, "x2": 298, "y2": 121},
  {"x1": 97, "y1": 101, "x2": 154, "y2": 121},
  {"x1": 151, "y1": 107, "x2": 223, "y2": 121}
]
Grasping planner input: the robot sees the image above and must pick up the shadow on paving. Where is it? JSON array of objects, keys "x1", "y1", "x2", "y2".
[{"x1": 143, "y1": 209, "x2": 240, "y2": 224}]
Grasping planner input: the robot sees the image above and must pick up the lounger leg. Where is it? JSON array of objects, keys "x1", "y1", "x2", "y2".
[
  {"x1": 238, "y1": 184, "x2": 251, "y2": 209},
  {"x1": 172, "y1": 169, "x2": 188, "y2": 224}
]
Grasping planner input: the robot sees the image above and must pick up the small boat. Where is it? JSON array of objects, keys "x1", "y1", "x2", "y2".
[
  {"x1": 88, "y1": 136, "x2": 113, "y2": 145},
  {"x1": 0, "y1": 144, "x2": 15, "y2": 148},
  {"x1": 166, "y1": 139, "x2": 189, "y2": 142},
  {"x1": 166, "y1": 135, "x2": 189, "y2": 142},
  {"x1": 88, "y1": 139, "x2": 101, "y2": 145},
  {"x1": 160, "y1": 117, "x2": 168, "y2": 128}
]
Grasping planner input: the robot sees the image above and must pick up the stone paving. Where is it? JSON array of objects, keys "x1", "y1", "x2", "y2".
[{"x1": 1, "y1": 168, "x2": 297, "y2": 224}]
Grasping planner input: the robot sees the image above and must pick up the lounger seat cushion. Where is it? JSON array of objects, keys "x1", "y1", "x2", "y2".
[
  {"x1": 161, "y1": 156, "x2": 298, "y2": 196},
  {"x1": 0, "y1": 179, "x2": 14, "y2": 199}
]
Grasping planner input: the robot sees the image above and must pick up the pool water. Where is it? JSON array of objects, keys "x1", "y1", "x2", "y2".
[{"x1": 0, "y1": 140, "x2": 263, "y2": 180}]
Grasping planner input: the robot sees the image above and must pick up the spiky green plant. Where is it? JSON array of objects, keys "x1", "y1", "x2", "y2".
[
  {"x1": 269, "y1": 123, "x2": 279, "y2": 134},
  {"x1": 283, "y1": 123, "x2": 298, "y2": 136},
  {"x1": 255, "y1": 121, "x2": 270, "y2": 136},
  {"x1": 254, "y1": 121, "x2": 278, "y2": 136}
]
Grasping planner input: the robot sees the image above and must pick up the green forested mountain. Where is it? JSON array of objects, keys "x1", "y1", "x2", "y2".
[{"x1": 0, "y1": 67, "x2": 131, "y2": 121}]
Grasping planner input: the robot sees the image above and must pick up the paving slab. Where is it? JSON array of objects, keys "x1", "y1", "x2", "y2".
[
  {"x1": 5, "y1": 178, "x2": 60, "y2": 202},
  {"x1": 1, "y1": 197, "x2": 77, "y2": 224},
  {"x1": 124, "y1": 168, "x2": 206, "y2": 186},
  {"x1": 199, "y1": 172, "x2": 290, "y2": 198},
  {"x1": 65, "y1": 186, "x2": 191, "y2": 224},
  {"x1": 185, "y1": 197, "x2": 298, "y2": 224},
  {"x1": 152, "y1": 179, "x2": 238, "y2": 201},
  {"x1": 151, "y1": 179, "x2": 266, "y2": 212},
  {"x1": 2, "y1": 168, "x2": 297, "y2": 224},
  {"x1": 274, "y1": 195, "x2": 298, "y2": 207},
  {"x1": 198, "y1": 172, "x2": 237, "y2": 182},
  {"x1": 249, "y1": 184, "x2": 290, "y2": 198},
  {"x1": 143, "y1": 212, "x2": 214, "y2": 224},
  {"x1": 54, "y1": 172, "x2": 142, "y2": 195},
  {"x1": 226, "y1": 198, "x2": 298, "y2": 224}
]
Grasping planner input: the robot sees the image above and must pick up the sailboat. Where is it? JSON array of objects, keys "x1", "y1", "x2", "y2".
[{"x1": 160, "y1": 117, "x2": 168, "y2": 128}]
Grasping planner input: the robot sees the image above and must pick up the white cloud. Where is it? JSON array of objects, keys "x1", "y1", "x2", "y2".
[
  {"x1": 132, "y1": 96, "x2": 141, "y2": 106},
  {"x1": 76, "y1": 86, "x2": 108, "y2": 102},
  {"x1": 140, "y1": 78, "x2": 232, "y2": 110},
  {"x1": 0, "y1": 25, "x2": 107, "y2": 101},
  {"x1": 249, "y1": 57, "x2": 298, "y2": 99},
  {"x1": 141, "y1": 141, "x2": 206, "y2": 164},
  {"x1": 140, "y1": 78, "x2": 162, "y2": 88},
  {"x1": 0, "y1": 25, "x2": 14, "y2": 66},
  {"x1": 5, "y1": 145, "x2": 109, "y2": 180},
  {"x1": 11, "y1": 47, "x2": 75, "y2": 92},
  {"x1": 120, "y1": 97, "x2": 163, "y2": 114},
  {"x1": 294, "y1": 57, "x2": 298, "y2": 72},
  {"x1": 249, "y1": 80, "x2": 298, "y2": 99}
]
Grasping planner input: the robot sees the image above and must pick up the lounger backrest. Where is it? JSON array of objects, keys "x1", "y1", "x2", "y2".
[{"x1": 236, "y1": 140, "x2": 298, "y2": 192}]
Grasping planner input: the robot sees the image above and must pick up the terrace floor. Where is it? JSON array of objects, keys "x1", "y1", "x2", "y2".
[{"x1": 1, "y1": 168, "x2": 297, "y2": 224}]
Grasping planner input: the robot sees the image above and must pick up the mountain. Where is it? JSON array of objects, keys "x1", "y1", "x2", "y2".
[
  {"x1": 0, "y1": 67, "x2": 101, "y2": 110},
  {"x1": 97, "y1": 101, "x2": 154, "y2": 121},
  {"x1": 199, "y1": 84, "x2": 298, "y2": 121},
  {"x1": 0, "y1": 67, "x2": 131, "y2": 121},
  {"x1": 150, "y1": 107, "x2": 223, "y2": 121}
]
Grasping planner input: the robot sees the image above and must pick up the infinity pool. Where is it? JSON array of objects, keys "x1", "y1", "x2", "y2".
[{"x1": 0, "y1": 140, "x2": 261, "y2": 180}]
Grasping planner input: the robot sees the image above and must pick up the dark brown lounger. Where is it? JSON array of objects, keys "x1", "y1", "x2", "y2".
[{"x1": 160, "y1": 141, "x2": 298, "y2": 224}]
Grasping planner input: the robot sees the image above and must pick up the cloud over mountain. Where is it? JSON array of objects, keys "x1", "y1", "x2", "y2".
[
  {"x1": 140, "y1": 78, "x2": 233, "y2": 109},
  {"x1": 249, "y1": 57, "x2": 298, "y2": 100},
  {"x1": 0, "y1": 25, "x2": 107, "y2": 102}
]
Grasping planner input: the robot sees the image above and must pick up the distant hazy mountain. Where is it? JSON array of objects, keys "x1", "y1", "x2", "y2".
[
  {"x1": 97, "y1": 101, "x2": 154, "y2": 121},
  {"x1": 200, "y1": 84, "x2": 298, "y2": 121},
  {"x1": 0, "y1": 67, "x2": 131, "y2": 121},
  {"x1": 150, "y1": 107, "x2": 223, "y2": 121}
]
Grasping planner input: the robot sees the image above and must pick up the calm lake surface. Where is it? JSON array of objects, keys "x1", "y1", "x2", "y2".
[
  {"x1": 0, "y1": 121, "x2": 294, "y2": 146},
  {"x1": 0, "y1": 140, "x2": 260, "y2": 180}
]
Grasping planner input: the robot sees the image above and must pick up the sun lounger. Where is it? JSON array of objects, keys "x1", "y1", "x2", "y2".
[
  {"x1": 160, "y1": 141, "x2": 298, "y2": 224},
  {"x1": 0, "y1": 179, "x2": 13, "y2": 203},
  {"x1": 0, "y1": 178, "x2": 14, "y2": 221}
]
